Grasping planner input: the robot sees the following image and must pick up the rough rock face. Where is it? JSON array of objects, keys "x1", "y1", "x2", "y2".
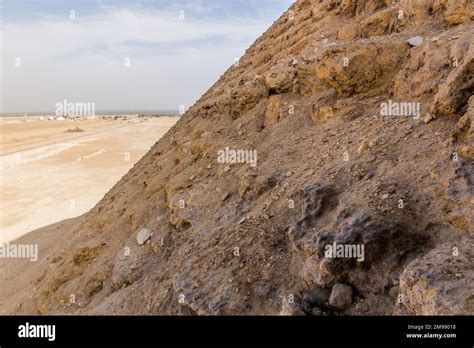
[
  {"x1": 329, "y1": 283, "x2": 353, "y2": 310},
  {"x1": 0, "y1": 0, "x2": 473, "y2": 316},
  {"x1": 396, "y1": 240, "x2": 474, "y2": 315}
]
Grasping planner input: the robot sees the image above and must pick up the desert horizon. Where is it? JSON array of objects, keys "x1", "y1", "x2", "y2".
[
  {"x1": 0, "y1": 114, "x2": 178, "y2": 243},
  {"x1": 0, "y1": 110, "x2": 180, "y2": 117}
]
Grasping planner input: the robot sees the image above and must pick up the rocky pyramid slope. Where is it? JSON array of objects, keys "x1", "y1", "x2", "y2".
[{"x1": 1, "y1": 0, "x2": 473, "y2": 315}]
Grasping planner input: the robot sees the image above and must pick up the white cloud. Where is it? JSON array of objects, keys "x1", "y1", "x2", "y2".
[{"x1": 0, "y1": 6, "x2": 276, "y2": 113}]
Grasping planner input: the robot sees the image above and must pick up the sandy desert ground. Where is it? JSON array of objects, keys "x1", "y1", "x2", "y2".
[{"x1": 0, "y1": 116, "x2": 177, "y2": 244}]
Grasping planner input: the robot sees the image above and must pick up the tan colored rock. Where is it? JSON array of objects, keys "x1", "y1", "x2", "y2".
[
  {"x1": 312, "y1": 106, "x2": 335, "y2": 124},
  {"x1": 315, "y1": 41, "x2": 407, "y2": 97},
  {"x1": 228, "y1": 78, "x2": 268, "y2": 120},
  {"x1": 396, "y1": 241, "x2": 474, "y2": 315},
  {"x1": 359, "y1": 8, "x2": 394, "y2": 37},
  {"x1": 337, "y1": 24, "x2": 359, "y2": 40},
  {"x1": 265, "y1": 95, "x2": 282, "y2": 127},
  {"x1": 394, "y1": 29, "x2": 472, "y2": 100},
  {"x1": 357, "y1": 142, "x2": 369, "y2": 155},
  {"x1": 432, "y1": 40, "x2": 474, "y2": 116},
  {"x1": 264, "y1": 62, "x2": 296, "y2": 94},
  {"x1": 280, "y1": 295, "x2": 305, "y2": 316},
  {"x1": 444, "y1": 0, "x2": 474, "y2": 26},
  {"x1": 329, "y1": 283, "x2": 353, "y2": 310},
  {"x1": 339, "y1": 0, "x2": 357, "y2": 15},
  {"x1": 423, "y1": 113, "x2": 435, "y2": 124},
  {"x1": 36, "y1": 291, "x2": 52, "y2": 314},
  {"x1": 398, "y1": 0, "x2": 473, "y2": 27},
  {"x1": 458, "y1": 145, "x2": 474, "y2": 158}
]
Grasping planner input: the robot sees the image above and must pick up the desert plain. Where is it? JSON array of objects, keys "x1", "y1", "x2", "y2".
[{"x1": 0, "y1": 115, "x2": 177, "y2": 244}]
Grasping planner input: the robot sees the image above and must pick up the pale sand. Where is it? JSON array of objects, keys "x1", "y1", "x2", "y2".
[{"x1": 0, "y1": 116, "x2": 177, "y2": 243}]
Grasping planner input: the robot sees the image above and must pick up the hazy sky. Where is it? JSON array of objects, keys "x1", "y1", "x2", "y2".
[{"x1": 0, "y1": 0, "x2": 293, "y2": 114}]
